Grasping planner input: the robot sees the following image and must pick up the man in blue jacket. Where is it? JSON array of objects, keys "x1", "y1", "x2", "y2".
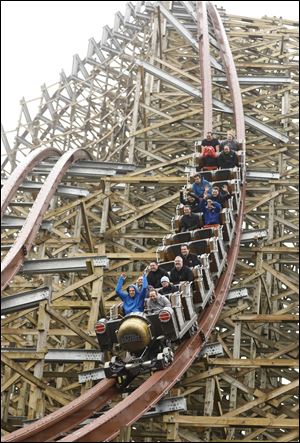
[
  {"x1": 192, "y1": 174, "x2": 212, "y2": 198},
  {"x1": 115, "y1": 272, "x2": 148, "y2": 315},
  {"x1": 199, "y1": 198, "x2": 222, "y2": 226}
]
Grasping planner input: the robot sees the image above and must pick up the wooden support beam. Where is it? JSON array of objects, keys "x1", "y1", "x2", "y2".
[
  {"x1": 231, "y1": 314, "x2": 299, "y2": 322},
  {"x1": 105, "y1": 192, "x2": 179, "y2": 234},
  {"x1": 1, "y1": 354, "x2": 74, "y2": 406},
  {"x1": 131, "y1": 109, "x2": 200, "y2": 137},
  {"x1": 163, "y1": 416, "x2": 298, "y2": 428},
  {"x1": 80, "y1": 202, "x2": 94, "y2": 252},
  {"x1": 206, "y1": 358, "x2": 298, "y2": 368},
  {"x1": 261, "y1": 262, "x2": 299, "y2": 294},
  {"x1": 45, "y1": 306, "x2": 98, "y2": 347},
  {"x1": 244, "y1": 188, "x2": 286, "y2": 214}
]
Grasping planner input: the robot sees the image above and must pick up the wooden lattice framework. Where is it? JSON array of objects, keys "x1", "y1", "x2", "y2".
[{"x1": 1, "y1": 1, "x2": 299, "y2": 441}]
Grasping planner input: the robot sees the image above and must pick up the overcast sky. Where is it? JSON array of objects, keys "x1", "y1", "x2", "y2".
[{"x1": 1, "y1": 1, "x2": 299, "y2": 143}]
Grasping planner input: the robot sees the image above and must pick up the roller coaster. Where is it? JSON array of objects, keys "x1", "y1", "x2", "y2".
[{"x1": 1, "y1": 1, "x2": 298, "y2": 442}]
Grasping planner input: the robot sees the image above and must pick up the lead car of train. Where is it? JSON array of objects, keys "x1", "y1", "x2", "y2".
[{"x1": 95, "y1": 165, "x2": 243, "y2": 386}]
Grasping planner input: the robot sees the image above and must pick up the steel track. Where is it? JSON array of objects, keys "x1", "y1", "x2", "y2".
[
  {"x1": 2, "y1": 379, "x2": 118, "y2": 442},
  {"x1": 1, "y1": 146, "x2": 61, "y2": 217},
  {"x1": 1, "y1": 148, "x2": 91, "y2": 291},
  {"x1": 2, "y1": 2, "x2": 246, "y2": 441}
]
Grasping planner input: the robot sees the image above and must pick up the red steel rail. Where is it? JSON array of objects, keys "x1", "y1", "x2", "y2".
[
  {"x1": 1, "y1": 146, "x2": 61, "y2": 217},
  {"x1": 2, "y1": 2, "x2": 246, "y2": 441},
  {"x1": 207, "y1": 1, "x2": 246, "y2": 144},
  {"x1": 196, "y1": 1, "x2": 213, "y2": 135},
  {"x1": 55, "y1": 2, "x2": 246, "y2": 440},
  {"x1": 57, "y1": 186, "x2": 244, "y2": 442},
  {"x1": 2, "y1": 379, "x2": 118, "y2": 442},
  {"x1": 1, "y1": 148, "x2": 91, "y2": 291}
]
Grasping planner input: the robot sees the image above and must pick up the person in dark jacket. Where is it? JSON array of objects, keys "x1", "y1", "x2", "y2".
[
  {"x1": 218, "y1": 145, "x2": 238, "y2": 169},
  {"x1": 211, "y1": 186, "x2": 231, "y2": 207},
  {"x1": 180, "y1": 206, "x2": 201, "y2": 232},
  {"x1": 180, "y1": 244, "x2": 200, "y2": 267},
  {"x1": 115, "y1": 272, "x2": 148, "y2": 315},
  {"x1": 199, "y1": 198, "x2": 222, "y2": 226},
  {"x1": 220, "y1": 134, "x2": 238, "y2": 151},
  {"x1": 180, "y1": 191, "x2": 201, "y2": 213},
  {"x1": 147, "y1": 261, "x2": 169, "y2": 288},
  {"x1": 170, "y1": 256, "x2": 194, "y2": 285},
  {"x1": 158, "y1": 276, "x2": 178, "y2": 295},
  {"x1": 201, "y1": 131, "x2": 220, "y2": 153}
]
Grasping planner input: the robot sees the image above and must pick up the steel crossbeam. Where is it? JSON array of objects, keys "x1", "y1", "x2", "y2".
[
  {"x1": 21, "y1": 256, "x2": 109, "y2": 274},
  {"x1": 1, "y1": 179, "x2": 90, "y2": 198},
  {"x1": 1, "y1": 348, "x2": 104, "y2": 362},
  {"x1": 135, "y1": 59, "x2": 289, "y2": 143},
  {"x1": 1, "y1": 286, "x2": 51, "y2": 314},
  {"x1": 1, "y1": 216, "x2": 53, "y2": 231}
]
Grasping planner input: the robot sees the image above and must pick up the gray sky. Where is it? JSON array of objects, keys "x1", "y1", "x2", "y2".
[{"x1": 1, "y1": 1, "x2": 299, "y2": 144}]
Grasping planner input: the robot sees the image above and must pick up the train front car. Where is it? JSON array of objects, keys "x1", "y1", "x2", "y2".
[{"x1": 95, "y1": 310, "x2": 177, "y2": 385}]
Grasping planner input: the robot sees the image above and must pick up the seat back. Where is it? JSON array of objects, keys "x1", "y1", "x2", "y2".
[
  {"x1": 163, "y1": 233, "x2": 174, "y2": 246},
  {"x1": 214, "y1": 168, "x2": 234, "y2": 181},
  {"x1": 192, "y1": 227, "x2": 216, "y2": 240},
  {"x1": 164, "y1": 244, "x2": 182, "y2": 261},
  {"x1": 188, "y1": 239, "x2": 210, "y2": 256},
  {"x1": 173, "y1": 231, "x2": 192, "y2": 244},
  {"x1": 158, "y1": 261, "x2": 174, "y2": 273},
  {"x1": 172, "y1": 215, "x2": 182, "y2": 233}
]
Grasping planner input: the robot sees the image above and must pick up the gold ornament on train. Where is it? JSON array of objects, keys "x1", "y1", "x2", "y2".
[{"x1": 117, "y1": 317, "x2": 151, "y2": 352}]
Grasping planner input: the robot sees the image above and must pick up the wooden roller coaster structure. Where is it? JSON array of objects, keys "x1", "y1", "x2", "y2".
[{"x1": 1, "y1": 1, "x2": 298, "y2": 442}]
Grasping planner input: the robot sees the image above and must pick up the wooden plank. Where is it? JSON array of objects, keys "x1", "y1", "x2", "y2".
[
  {"x1": 244, "y1": 189, "x2": 287, "y2": 214},
  {"x1": 261, "y1": 262, "x2": 299, "y2": 294},
  {"x1": 45, "y1": 306, "x2": 98, "y2": 347},
  {"x1": 80, "y1": 202, "x2": 94, "y2": 252},
  {"x1": 130, "y1": 109, "x2": 200, "y2": 137},
  {"x1": 105, "y1": 176, "x2": 187, "y2": 184},
  {"x1": 105, "y1": 192, "x2": 179, "y2": 234},
  {"x1": 163, "y1": 416, "x2": 298, "y2": 428},
  {"x1": 1, "y1": 354, "x2": 74, "y2": 406},
  {"x1": 231, "y1": 314, "x2": 299, "y2": 322},
  {"x1": 206, "y1": 358, "x2": 298, "y2": 368}
]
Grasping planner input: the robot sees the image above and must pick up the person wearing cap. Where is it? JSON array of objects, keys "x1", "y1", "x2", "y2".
[
  {"x1": 145, "y1": 288, "x2": 171, "y2": 314},
  {"x1": 158, "y1": 276, "x2": 177, "y2": 296}
]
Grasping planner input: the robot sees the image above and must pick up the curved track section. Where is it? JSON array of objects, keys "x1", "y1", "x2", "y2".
[
  {"x1": 1, "y1": 146, "x2": 61, "y2": 217},
  {"x1": 58, "y1": 189, "x2": 245, "y2": 442},
  {"x1": 207, "y1": 1, "x2": 245, "y2": 143},
  {"x1": 196, "y1": 1, "x2": 213, "y2": 134},
  {"x1": 2, "y1": 379, "x2": 118, "y2": 442},
  {"x1": 1, "y1": 148, "x2": 91, "y2": 291},
  {"x1": 59, "y1": 3, "x2": 246, "y2": 442},
  {"x1": 2, "y1": 2, "x2": 246, "y2": 441}
]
